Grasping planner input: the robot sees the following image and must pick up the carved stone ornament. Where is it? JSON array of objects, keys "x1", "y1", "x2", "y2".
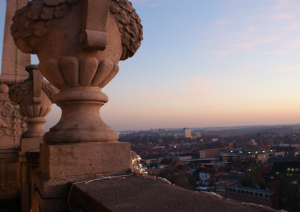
[
  {"x1": 11, "y1": 0, "x2": 143, "y2": 144},
  {"x1": 0, "y1": 84, "x2": 27, "y2": 147},
  {"x1": 9, "y1": 65, "x2": 59, "y2": 138},
  {"x1": 11, "y1": 0, "x2": 143, "y2": 60}
]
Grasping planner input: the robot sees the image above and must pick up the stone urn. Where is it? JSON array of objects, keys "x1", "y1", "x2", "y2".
[
  {"x1": 11, "y1": 0, "x2": 143, "y2": 144},
  {"x1": 9, "y1": 65, "x2": 59, "y2": 138}
]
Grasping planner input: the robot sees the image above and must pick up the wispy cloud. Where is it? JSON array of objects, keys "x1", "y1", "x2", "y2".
[
  {"x1": 269, "y1": 67, "x2": 299, "y2": 72},
  {"x1": 137, "y1": 90, "x2": 212, "y2": 102},
  {"x1": 261, "y1": 49, "x2": 291, "y2": 55},
  {"x1": 272, "y1": 13, "x2": 294, "y2": 20},
  {"x1": 199, "y1": 0, "x2": 300, "y2": 57}
]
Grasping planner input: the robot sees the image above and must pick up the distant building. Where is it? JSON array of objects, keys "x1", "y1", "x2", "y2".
[
  {"x1": 220, "y1": 149, "x2": 273, "y2": 163},
  {"x1": 271, "y1": 161, "x2": 300, "y2": 178},
  {"x1": 198, "y1": 168, "x2": 223, "y2": 186},
  {"x1": 215, "y1": 181, "x2": 234, "y2": 198},
  {"x1": 226, "y1": 185, "x2": 279, "y2": 209},
  {"x1": 184, "y1": 128, "x2": 191, "y2": 138},
  {"x1": 242, "y1": 142, "x2": 260, "y2": 151},
  {"x1": 199, "y1": 148, "x2": 228, "y2": 159},
  {"x1": 271, "y1": 145, "x2": 299, "y2": 157},
  {"x1": 196, "y1": 132, "x2": 201, "y2": 138},
  {"x1": 257, "y1": 132, "x2": 263, "y2": 146}
]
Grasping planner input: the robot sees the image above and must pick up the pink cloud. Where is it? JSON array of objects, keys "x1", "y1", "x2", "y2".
[
  {"x1": 270, "y1": 67, "x2": 299, "y2": 72},
  {"x1": 272, "y1": 13, "x2": 294, "y2": 20},
  {"x1": 261, "y1": 49, "x2": 291, "y2": 55},
  {"x1": 273, "y1": 0, "x2": 297, "y2": 10},
  {"x1": 246, "y1": 27, "x2": 255, "y2": 33},
  {"x1": 179, "y1": 92, "x2": 212, "y2": 102},
  {"x1": 257, "y1": 36, "x2": 279, "y2": 44},
  {"x1": 137, "y1": 91, "x2": 212, "y2": 102}
]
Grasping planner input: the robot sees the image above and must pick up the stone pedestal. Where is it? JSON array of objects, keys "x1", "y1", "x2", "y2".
[
  {"x1": 34, "y1": 142, "x2": 131, "y2": 212},
  {"x1": 10, "y1": 0, "x2": 143, "y2": 211}
]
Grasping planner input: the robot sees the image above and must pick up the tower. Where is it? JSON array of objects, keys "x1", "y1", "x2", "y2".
[{"x1": 258, "y1": 132, "x2": 262, "y2": 146}]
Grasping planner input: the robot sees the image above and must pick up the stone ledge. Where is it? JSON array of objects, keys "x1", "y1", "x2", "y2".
[{"x1": 69, "y1": 175, "x2": 262, "y2": 212}]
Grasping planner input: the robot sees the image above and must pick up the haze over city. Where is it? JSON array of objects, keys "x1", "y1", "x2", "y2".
[{"x1": 1, "y1": 0, "x2": 300, "y2": 131}]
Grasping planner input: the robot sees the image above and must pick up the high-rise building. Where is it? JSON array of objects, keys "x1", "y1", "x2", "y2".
[{"x1": 184, "y1": 128, "x2": 191, "y2": 138}]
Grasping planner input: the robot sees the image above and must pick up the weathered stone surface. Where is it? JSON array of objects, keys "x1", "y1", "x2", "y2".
[
  {"x1": 18, "y1": 137, "x2": 43, "y2": 157},
  {"x1": 12, "y1": 0, "x2": 142, "y2": 211},
  {"x1": 34, "y1": 171, "x2": 71, "y2": 198},
  {"x1": 35, "y1": 188, "x2": 69, "y2": 212},
  {"x1": 0, "y1": 150, "x2": 20, "y2": 199},
  {"x1": 11, "y1": 0, "x2": 142, "y2": 60},
  {"x1": 0, "y1": 85, "x2": 27, "y2": 150},
  {"x1": 40, "y1": 142, "x2": 131, "y2": 179},
  {"x1": 69, "y1": 175, "x2": 262, "y2": 212}
]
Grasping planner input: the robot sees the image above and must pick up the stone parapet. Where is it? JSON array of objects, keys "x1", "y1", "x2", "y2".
[{"x1": 68, "y1": 175, "x2": 262, "y2": 212}]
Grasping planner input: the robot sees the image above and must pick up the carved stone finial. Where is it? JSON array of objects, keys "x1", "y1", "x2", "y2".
[
  {"x1": 9, "y1": 65, "x2": 59, "y2": 138},
  {"x1": 11, "y1": 0, "x2": 143, "y2": 144},
  {"x1": 11, "y1": 1, "x2": 141, "y2": 209}
]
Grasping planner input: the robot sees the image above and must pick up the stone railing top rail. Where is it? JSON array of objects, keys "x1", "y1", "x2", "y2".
[{"x1": 69, "y1": 175, "x2": 272, "y2": 212}]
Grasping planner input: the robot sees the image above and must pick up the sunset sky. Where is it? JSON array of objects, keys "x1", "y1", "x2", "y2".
[{"x1": 1, "y1": 0, "x2": 300, "y2": 131}]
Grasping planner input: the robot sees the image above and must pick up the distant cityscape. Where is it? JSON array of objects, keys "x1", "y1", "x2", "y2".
[{"x1": 118, "y1": 124, "x2": 300, "y2": 211}]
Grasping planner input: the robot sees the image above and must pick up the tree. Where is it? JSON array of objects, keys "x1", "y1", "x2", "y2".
[
  {"x1": 242, "y1": 168, "x2": 265, "y2": 189},
  {"x1": 278, "y1": 175, "x2": 300, "y2": 209},
  {"x1": 158, "y1": 167, "x2": 195, "y2": 190}
]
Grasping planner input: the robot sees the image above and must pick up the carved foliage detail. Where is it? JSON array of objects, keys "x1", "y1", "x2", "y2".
[
  {"x1": 1, "y1": 101, "x2": 12, "y2": 117},
  {"x1": 38, "y1": 57, "x2": 119, "y2": 89},
  {"x1": 110, "y1": 0, "x2": 143, "y2": 60},
  {"x1": 0, "y1": 101, "x2": 27, "y2": 138},
  {"x1": 11, "y1": 0, "x2": 143, "y2": 60}
]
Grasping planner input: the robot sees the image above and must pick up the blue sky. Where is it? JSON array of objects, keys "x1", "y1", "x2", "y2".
[{"x1": 1, "y1": 0, "x2": 300, "y2": 131}]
